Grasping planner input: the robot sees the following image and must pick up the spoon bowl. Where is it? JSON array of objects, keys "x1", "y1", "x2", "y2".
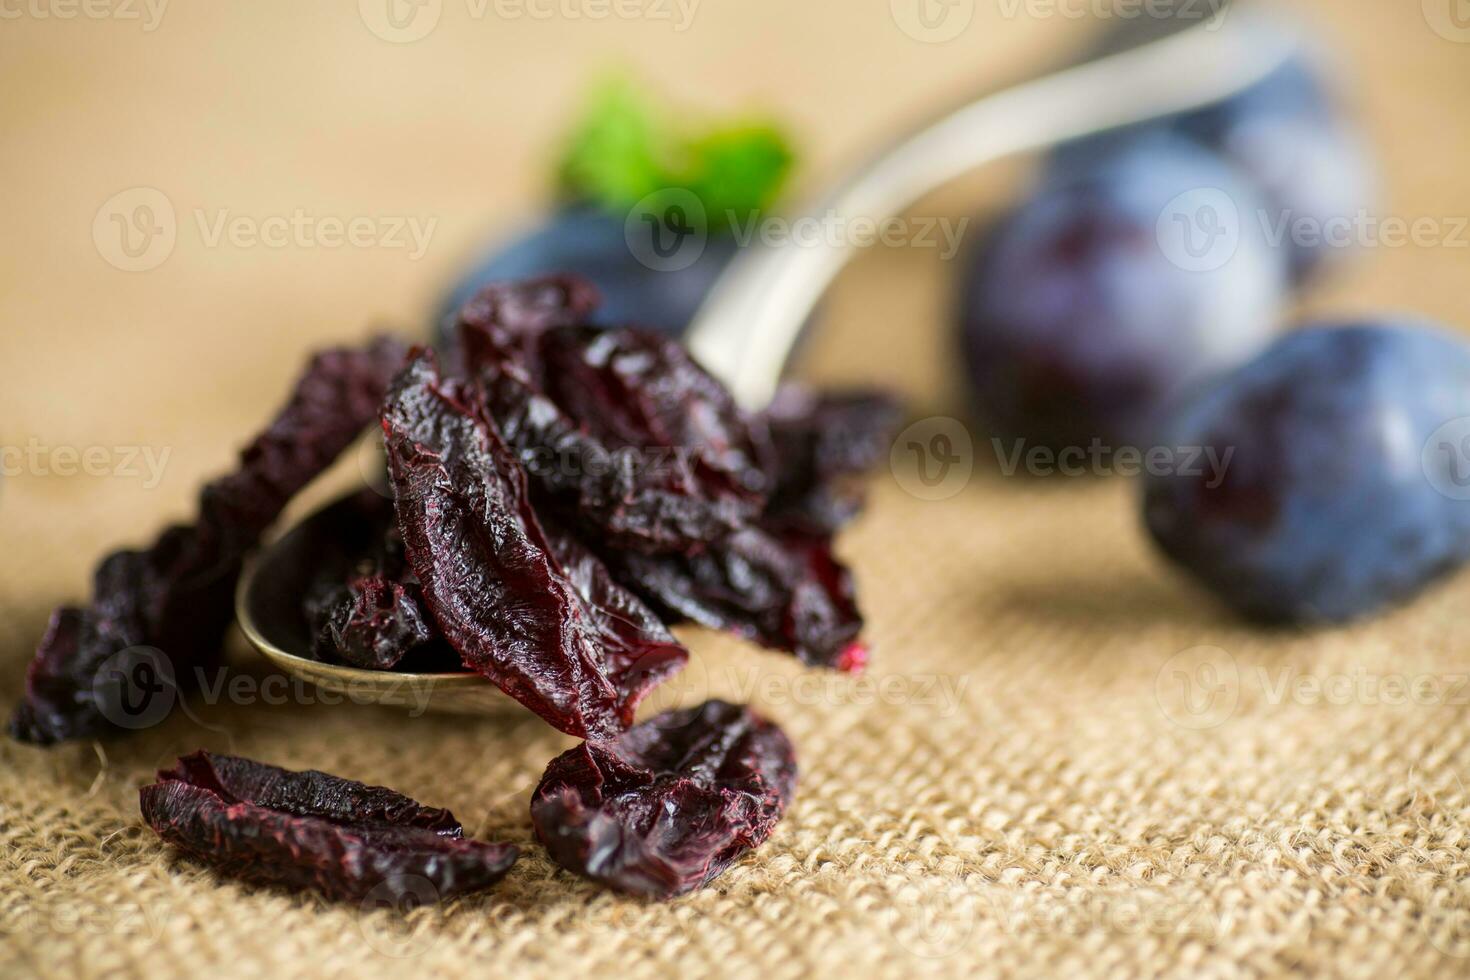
[{"x1": 235, "y1": 492, "x2": 520, "y2": 716}]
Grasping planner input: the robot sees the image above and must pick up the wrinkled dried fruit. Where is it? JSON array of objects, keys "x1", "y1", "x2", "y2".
[
  {"x1": 531, "y1": 700, "x2": 796, "y2": 898},
  {"x1": 140, "y1": 751, "x2": 517, "y2": 902},
  {"x1": 11, "y1": 338, "x2": 407, "y2": 745},
  {"x1": 762, "y1": 383, "x2": 904, "y2": 535},
  {"x1": 613, "y1": 526, "x2": 866, "y2": 672},
  {"x1": 312, "y1": 576, "x2": 436, "y2": 671},
  {"x1": 461, "y1": 278, "x2": 770, "y2": 553},
  {"x1": 382, "y1": 350, "x2": 688, "y2": 738}
]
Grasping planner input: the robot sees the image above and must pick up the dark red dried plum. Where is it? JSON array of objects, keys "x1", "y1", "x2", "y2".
[
  {"x1": 459, "y1": 274, "x2": 600, "y2": 340},
  {"x1": 11, "y1": 338, "x2": 407, "y2": 745},
  {"x1": 446, "y1": 274, "x2": 598, "y2": 378},
  {"x1": 381, "y1": 350, "x2": 688, "y2": 739},
  {"x1": 459, "y1": 277, "x2": 770, "y2": 553},
  {"x1": 312, "y1": 576, "x2": 436, "y2": 671},
  {"x1": 539, "y1": 324, "x2": 771, "y2": 500},
  {"x1": 612, "y1": 526, "x2": 867, "y2": 672},
  {"x1": 140, "y1": 751, "x2": 517, "y2": 902},
  {"x1": 762, "y1": 384, "x2": 904, "y2": 535},
  {"x1": 530, "y1": 700, "x2": 796, "y2": 899}
]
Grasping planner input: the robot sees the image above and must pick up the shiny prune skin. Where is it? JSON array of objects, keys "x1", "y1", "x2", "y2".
[
  {"x1": 141, "y1": 751, "x2": 518, "y2": 902},
  {"x1": 960, "y1": 136, "x2": 1285, "y2": 452},
  {"x1": 1052, "y1": 51, "x2": 1372, "y2": 283},
  {"x1": 530, "y1": 700, "x2": 796, "y2": 899},
  {"x1": 611, "y1": 525, "x2": 866, "y2": 672},
  {"x1": 435, "y1": 206, "x2": 736, "y2": 342},
  {"x1": 464, "y1": 305, "x2": 770, "y2": 554},
  {"x1": 1143, "y1": 322, "x2": 1470, "y2": 624},
  {"x1": 761, "y1": 384, "x2": 904, "y2": 535},
  {"x1": 382, "y1": 351, "x2": 688, "y2": 739},
  {"x1": 311, "y1": 576, "x2": 436, "y2": 671}
]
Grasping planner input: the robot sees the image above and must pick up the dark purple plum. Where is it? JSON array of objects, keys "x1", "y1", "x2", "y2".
[
  {"x1": 960, "y1": 135, "x2": 1286, "y2": 453},
  {"x1": 1143, "y1": 321, "x2": 1470, "y2": 624},
  {"x1": 435, "y1": 205, "x2": 736, "y2": 343},
  {"x1": 1052, "y1": 46, "x2": 1373, "y2": 283}
]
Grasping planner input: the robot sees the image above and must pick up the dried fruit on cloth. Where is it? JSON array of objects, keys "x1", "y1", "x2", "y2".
[
  {"x1": 460, "y1": 277, "x2": 772, "y2": 554},
  {"x1": 530, "y1": 701, "x2": 796, "y2": 898},
  {"x1": 10, "y1": 338, "x2": 407, "y2": 745},
  {"x1": 381, "y1": 350, "x2": 688, "y2": 739},
  {"x1": 140, "y1": 751, "x2": 517, "y2": 902}
]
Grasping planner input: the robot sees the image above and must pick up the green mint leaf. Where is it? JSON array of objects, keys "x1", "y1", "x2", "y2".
[{"x1": 556, "y1": 77, "x2": 795, "y2": 234}]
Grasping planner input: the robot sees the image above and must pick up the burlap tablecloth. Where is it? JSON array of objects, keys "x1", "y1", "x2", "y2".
[{"x1": 3, "y1": 1, "x2": 1469, "y2": 976}]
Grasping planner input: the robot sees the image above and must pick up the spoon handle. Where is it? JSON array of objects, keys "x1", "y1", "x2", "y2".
[{"x1": 685, "y1": 8, "x2": 1297, "y2": 408}]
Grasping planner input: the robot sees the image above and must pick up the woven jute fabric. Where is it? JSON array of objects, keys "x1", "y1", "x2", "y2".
[{"x1": 2, "y1": 2, "x2": 1469, "y2": 977}]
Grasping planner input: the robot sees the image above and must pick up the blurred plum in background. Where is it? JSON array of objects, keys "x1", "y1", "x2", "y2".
[
  {"x1": 1143, "y1": 321, "x2": 1470, "y2": 623},
  {"x1": 958, "y1": 135, "x2": 1287, "y2": 454}
]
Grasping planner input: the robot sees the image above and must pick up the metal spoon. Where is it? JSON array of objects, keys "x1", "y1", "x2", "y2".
[{"x1": 238, "y1": 1, "x2": 1298, "y2": 712}]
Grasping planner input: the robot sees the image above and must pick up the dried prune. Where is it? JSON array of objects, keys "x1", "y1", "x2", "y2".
[
  {"x1": 381, "y1": 350, "x2": 688, "y2": 738},
  {"x1": 11, "y1": 338, "x2": 407, "y2": 745},
  {"x1": 460, "y1": 277, "x2": 770, "y2": 553},
  {"x1": 140, "y1": 751, "x2": 517, "y2": 902},
  {"x1": 312, "y1": 576, "x2": 436, "y2": 671},
  {"x1": 762, "y1": 383, "x2": 904, "y2": 535},
  {"x1": 530, "y1": 700, "x2": 796, "y2": 898},
  {"x1": 612, "y1": 526, "x2": 866, "y2": 672}
]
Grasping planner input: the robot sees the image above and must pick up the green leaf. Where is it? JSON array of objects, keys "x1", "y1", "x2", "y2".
[
  {"x1": 555, "y1": 79, "x2": 667, "y2": 207},
  {"x1": 555, "y1": 77, "x2": 796, "y2": 234}
]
